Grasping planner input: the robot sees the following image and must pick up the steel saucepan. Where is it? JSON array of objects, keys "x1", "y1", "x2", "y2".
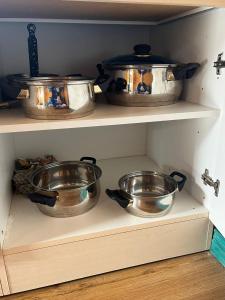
[
  {"x1": 28, "y1": 157, "x2": 102, "y2": 218},
  {"x1": 9, "y1": 74, "x2": 96, "y2": 120},
  {"x1": 106, "y1": 171, "x2": 186, "y2": 217}
]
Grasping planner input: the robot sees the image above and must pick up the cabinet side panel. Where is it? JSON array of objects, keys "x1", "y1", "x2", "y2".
[
  {"x1": 147, "y1": 8, "x2": 225, "y2": 210},
  {"x1": 0, "y1": 134, "x2": 15, "y2": 247},
  {"x1": 5, "y1": 218, "x2": 209, "y2": 294}
]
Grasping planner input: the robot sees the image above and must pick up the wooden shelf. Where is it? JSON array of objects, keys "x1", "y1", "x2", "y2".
[
  {"x1": 0, "y1": 102, "x2": 219, "y2": 134},
  {"x1": 3, "y1": 156, "x2": 208, "y2": 255},
  {"x1": 0, "y1": 0, "x2": 222, "y2": 24}
]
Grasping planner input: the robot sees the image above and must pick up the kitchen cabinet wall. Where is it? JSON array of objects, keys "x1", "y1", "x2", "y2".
[{"x1": 0, "y1": 23, "x2": 160, "y2": 77}]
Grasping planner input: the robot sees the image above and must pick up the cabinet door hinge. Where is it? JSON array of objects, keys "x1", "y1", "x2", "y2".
[
  {"x1": 214, "y1": 53, "x2": 225, "y2": 75},
  {"x1": 201, "y1": 169, "x2": 220, "y2": 197}
]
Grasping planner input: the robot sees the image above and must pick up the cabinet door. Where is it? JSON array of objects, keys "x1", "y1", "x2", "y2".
[
  {"x1": 208, "y1": 48, "x2": 225, "y2": 236},
  {"x1": 209, "y1": 111, "x2": 225, "y2": 237}
]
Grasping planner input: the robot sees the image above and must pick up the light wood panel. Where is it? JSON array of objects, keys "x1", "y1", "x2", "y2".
[
  {"x1": 2, "y1": 252, "x2": 225, "y2": 300},
  {"x1": 4, "y1": 217, "x2": 210, "y2": 294},
  {"x1": 3, "y1": 156, "x2": 208, "y2": 255},
  {"x1": 0, "y1": 102, "x2": 219, "y2": 134},
  {"x1": 0, "y1": 1, "x2": 223, "y2": 23},
  {"x1": 0, "y1": 1, "x2": 198, "y2": 22},
  {"x1": 0, "y1": 253, "x2": 10, "y2": 295}
]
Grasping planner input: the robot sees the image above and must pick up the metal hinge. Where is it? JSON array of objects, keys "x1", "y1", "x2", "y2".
[
  {"x1": 201, "y1": 169, "x2": 220, "y2": 197},
  {"x1": 214, "y1": 53, "x2": 225, "y2": 75}
]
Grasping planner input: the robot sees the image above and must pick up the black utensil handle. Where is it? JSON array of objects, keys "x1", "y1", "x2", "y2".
[
  {"x1": 27, "y1": 23, "x2": 39, "y2": 77},
  {"x1": 80, "y1": 157, "x2": 97, "y2": 165},
  {"x1": 173, "y1": 63, "x2": 200, "y2": 80},
  {"x1": 28, "y1": 193, "x2": 56, "y2": 207},
  {"x1": 105, "y1": 189, "x2": 130, "y2": 208},
  {"x1": 170, "y1": 172, "x2": 187, "y2": 192}
]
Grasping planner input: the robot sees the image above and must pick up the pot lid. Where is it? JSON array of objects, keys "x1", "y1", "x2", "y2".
[{"x1": 103, "y1": 44, "x2": 176, "y2": 68}]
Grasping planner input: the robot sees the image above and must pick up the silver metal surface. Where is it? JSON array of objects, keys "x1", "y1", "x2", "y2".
[
  {"x1": 104, "y1": 67, "x2": 183, "y2": 107},
  {"x1": 30, "y1": 161, "x2": 102, "y2": 217},
  {"x1": 201, "y1": 169, "x2": 220, "y2": 197},
  {"x1": 11, "y1": 75, "x2": 96, "y2": 120},
  {"x1": 119, "y1": 171, "x2": 179, "y2": 217}
]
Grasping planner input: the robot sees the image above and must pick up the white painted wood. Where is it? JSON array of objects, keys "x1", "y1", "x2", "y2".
[
  {"x1": 0, "y1": 134, "x2": 15, "y2": 248},
  {"x1": 13, "y1": 124, "x2": 146, "y2": 161},
  {"x1": 4, "y1": 217, "x2": 210, "y2": 294},
  {"x1": 157, "y1": 7, "x2": 213, "y2": 24},
  {"x1": 0, "y1": 103, "x2": 219, "y2": 134},
  {"x1": 3, "y1": 156, "x2": 208, "y2": 255},
  {"x1": 0, "y1": 18, "x2": 157, "y2": 25},
  {"x1": 210, "y1": 112, "x2": 225, "y2": 237},
  {"x1": 146, "y1": 8, "x2": 225, "y2": 236}
]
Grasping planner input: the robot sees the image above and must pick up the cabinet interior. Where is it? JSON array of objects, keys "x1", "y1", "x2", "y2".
[{"x1": 1, "y1": 7, "x2": 225, "y2": 249}]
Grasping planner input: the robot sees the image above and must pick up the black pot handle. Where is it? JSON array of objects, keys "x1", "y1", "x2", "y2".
[
  {"x1": 95, "y1": 64, "x2": 110, "y2": 85},
  {"x1": 28, "y1": 193, "x2": 56, "y2": 207},
  {"x1": 80, "y1": 157, "x2": 97, "y2": 165},
  {"x1": 173, "y1": 63, "x2": 200, "y2": 80},
  {"x1": 105, "y1": 189, "x2": 130, "y2": 208},
  {"x1": 170, "y1": 172, "x2": 187, "y2": 192}
]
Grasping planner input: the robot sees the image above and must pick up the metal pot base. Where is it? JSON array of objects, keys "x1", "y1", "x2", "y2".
[
  {"x1": 37, "y1": 198, "x2": 99, "y2": 218},
  {"x1": 24, "y1": 107, "x2": 95, "y2": 120},
  {"x1": 125, "y1": 193, "x2": 174, "y2": 218},
  {"x1": 105, "y1": 93, "x2": 179, "y2": 107}
]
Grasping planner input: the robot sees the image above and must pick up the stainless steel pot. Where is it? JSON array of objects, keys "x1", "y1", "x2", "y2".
[
  {"x1": 6, "y1": 24, "x2": 98, "y2": 120},
  {"x1": 9, "y1": 75, "x2": 96, "y2": 120},
  {"x1": 28, "y1": 157, "x2": 102, "y2": 218},
  {"x1": 106, "y1": 171, "x2": 186, "y2": 217},
  {"x1": 97, "y1": 44, "x2": 200, "y2": 107}
]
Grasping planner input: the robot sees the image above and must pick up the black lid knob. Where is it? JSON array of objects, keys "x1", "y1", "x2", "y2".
[{"x1": 134, "y1": 44, "x2": 151, "y2": 56}]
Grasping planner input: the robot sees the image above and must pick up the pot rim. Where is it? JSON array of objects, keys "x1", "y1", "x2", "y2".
[
  {"x1": 8, "y1": 75, "x2": 95, "y2": 86},
  {"x1": 104, "y1": 63, "x2": 178, "y2": 70},
  {"x1": 118, "y1": 170, "x2": 179, "y2": 200},
  {"x1": 28, "y1": 160, "x2": 102, "y2": 193}
]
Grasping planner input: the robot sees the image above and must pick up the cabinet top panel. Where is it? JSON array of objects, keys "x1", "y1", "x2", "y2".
[
  {"x1": 0, "y1": 102, "x2": 219, "y2": 134},
  {"x1": 0, "y1": 0, "x2": 223, "y2": 23}
]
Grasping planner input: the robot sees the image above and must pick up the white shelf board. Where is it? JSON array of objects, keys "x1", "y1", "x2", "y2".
[
  {"x1": 0, "y1": 102, "x2": 219, "y2": 134},
  {"x1": 3, "y1": 156, "x2": 208, "y2": 255}
]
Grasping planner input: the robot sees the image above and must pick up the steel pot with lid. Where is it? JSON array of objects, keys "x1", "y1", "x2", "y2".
[
  {"x1": 28, "y1": 157, "x2": 102, "y2": 218},
  {"x1": 7, "y1": 24, "x2": 99, "y2": 120},
  {"x1": 106, "y1": 170, "x2": 187, "y2": 217},
  {"x1": 97, "y1": 44, "x2": 200, "y2": 107}
]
